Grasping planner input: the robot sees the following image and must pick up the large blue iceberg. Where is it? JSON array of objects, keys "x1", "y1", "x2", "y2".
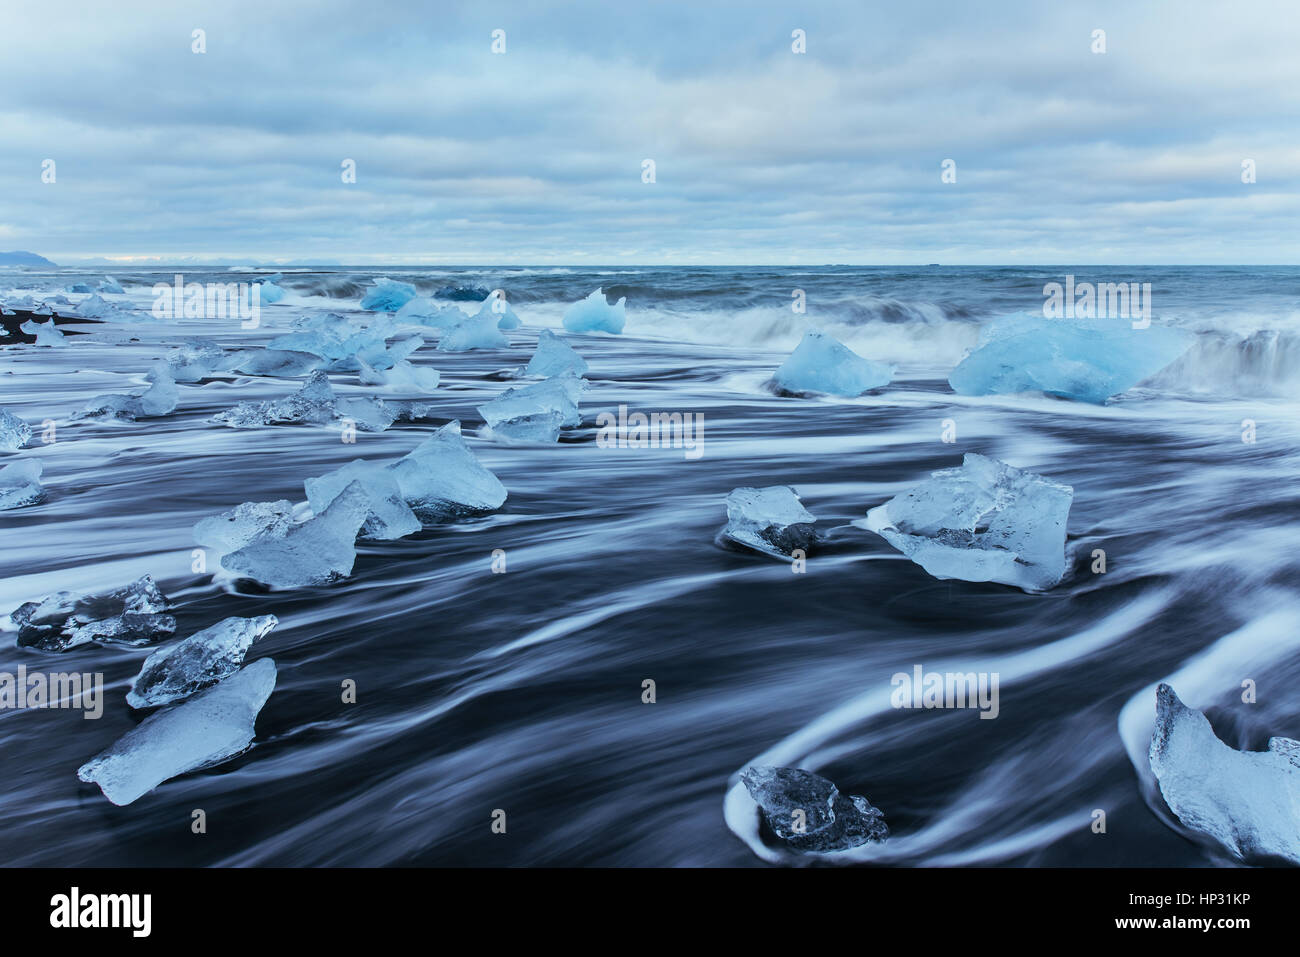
[
  {"x1": 771, "y1": 330, "x2": 892, "y2": 397},
  {"x1": 948, "y1": 312, "x2": 1191, "y2": 403}
]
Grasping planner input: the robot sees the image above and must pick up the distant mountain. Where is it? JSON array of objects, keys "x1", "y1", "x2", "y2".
[{"x1": 0, "y1": 251, "x2": 56, "y2": 266}]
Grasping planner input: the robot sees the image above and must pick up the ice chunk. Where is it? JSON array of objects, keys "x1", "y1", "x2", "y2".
[
  {"x1": 948, "y1": 312, "x2": 1191, "y2": 403},
  {"x1": 357, "y1": 357, "x2": 441, "y2": 393},
  {"x1": 857, "y1": 453, "x2": 1073, "y2": 592},
  {"x1": 193, "y1": 500, "x2": 296, "y2": 554},
  {"x1": 562, "y1": 287, "x2": 625, "y2": 334},
  {"x1": 0, "y1": 409, "x2": 32, "y2": 452},
  {"x1": 128, "y1": 615, "x2": 278, "y2": 709},
  {"x1": 335, "y1": 395, "x2": 399, "y2": 432},
  {"x1": 98, "y1": 276, "x2": 126, "y2": 295},
  {"x1": 0, "y1": 459, "x2": 43, "y2": 510},
  {"x1": 1149, "y1": 683, "x2": 1300, "y2": 864},
  {"x1": 723, "y1": 486, "x2": 817, "y2": 557},
  {"x1": 77, "y1": 657, "x2": 277, "y2": 806},
  {"x1": 19, "y1": 319, "x2": 66, "y2": 347},
  {"x1": 438, "y1": 311, "x2": 509, "y2": 352},
  {"x1": 233, "y1": 348, "x2": 323, "y2": 377},
  {"x1": 212, "y1": 371, "x2": 338, "y2": 427},
  {"x1": 166, "y1": 340, "x2": 227, "y2": 382},
  {"x1": 740, "y1": 765, "x2": 888, "y2": 852},
  {"x1": 478, "y1": 372, "x2": 585, "y2": 442},
  {"x1": 388, "y1": 421, "x2": 507, "y2": 517},
  {"x1": 435, "y1": 283, "x2": 491, "y2": 301},
  {"x1": 476, "y1": 292, "x2": 521, "y2": 330},
  {"x1": 771, "y1": 329, "x2": 892, "y2": 397},
  {"x1": 222, "y1": 481, "x2": 370, "y2": 587},
  {"x1": 525, "y1": 329, "x2": 588, "y2": 377},
  {"x1": 65, "y1": 282, "x2": 93, "y2": 294},
  {"x1": 360, "y1": 277, "x2": 417, "y2": 312},
  {"x1": 257, "y1": 276, "x2": 285, "y2": 304},
  {"x1": 395, "y1": 297, "x2": 465, "y2": 326},
  {"x1": 10, "y1": 575, "x2": 174, "y2": 652},
  {"x1": 305, "y1": 460, "x2": 420, "y2": 540},
  {"x1": 75, "y1": 293, "x2": 135, "y2": 320},
  {"x1": 267, "y1": 313, "x2": 396, "y2": 369},
  {"x1": 74, "y1": 363, "x2": 178, "y2": 420}
]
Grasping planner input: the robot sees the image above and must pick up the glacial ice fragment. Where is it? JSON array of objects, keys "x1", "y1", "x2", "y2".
[
  {"x1": 78, "y1": 657, "x2": 277, "y2": 806},
  {"x1": 19, "y1": 319, "x2": 66, "y2": 347},
  {"x1": 478, "y1": 372, "x2": 585, "y2": 442},
  {"x1": 98, "y1": 276, "x2": 125, "y2": 295},
  {"x1": 740, "y1": 765, "x2": 888, "y2": 852},
  {"x1": 771, "y1": 329, "x2": 892, "y2": 397},
  {"x1": 305, "y1": 460, "x2": 421, "y2": 540},
  {"x1": 525, "y1": 329, "x2": 588, "y2": 377},
  {"x1": 1149, "y1": 683, "x2": 1300, "y2": 865},
  {"x1": 212, "y1": 371, "x2": 338, "y2": 427},
  {"x1": 221, "y1": 481, "x2": 370, "y2": 587},
  {"x1": 257, "y1": 275, "x2": 285, "y2": 304},
  {"x1": 395, "y1": 297, "x2": 465, "y2": 327},
  {"x1": 128, "y1": 615, "x2": 278, "y2": 709},
  {"x1": 75, "y1": 293, "x2": 135, "y2": 320},
  {"x1": 75, "y1": 363, "x2": 179, "y2": 420},
  {"x1": 0, "y1": 409, "x2": 32, "y2": 452},
  {"x1": 857, "y1": 453, "x2": 1073, "y2": 592},
  {"x1": 335, "y1": 395, "x2": 400, "y2": 432},
  {"x1": 10, "y1": 575, "x2": 174, "y2": 652},
  {"x1": 475, "y1": 292, "x2": 521, "y2": 329},
  {"x1": 562, "y1": 287, "x2": 625, "y2": 334},
  {"x1": 233, "y1": 348, "x2": 324, "y2": 377},
  {"x1": 437, "y1": 311, "x2": 509, "y2": 352},
  {"x1": 947, "y1": 312, "x2": 1191, "y2": 403},
  {"x1": 723, "y1": 486, "x2": 817, "y2": 557},
  {"x1": 388, "y1": 421, "x2": 507, "y2": 518},
  {"x1": 0, "y1": 459, "x2": 43, "y2": 510},
  {"x1": 357, "y1": 356, "x2": 441, "y2": 393},
  {"x1": 360, "y1": 277, "x2": 417, "y2": 312},
  {"x1": 193, "y1": 500, "x2": 296, "y2": 553},
  {"x1": 166, "y1": 340, "x2": 227, "y2": 382}
]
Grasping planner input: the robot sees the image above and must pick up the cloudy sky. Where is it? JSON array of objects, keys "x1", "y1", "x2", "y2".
[{"x1": 2, "y1": 0, "x2": 1297, "y2": 264}]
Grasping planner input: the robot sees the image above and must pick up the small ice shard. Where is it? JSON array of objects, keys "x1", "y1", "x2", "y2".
[
  {"x1": 525, "y1": 329, "x2": 588, "y2": 377},
  {"x1": 478, "y1": 372, "x2": 585, "y2": 442},
  {"x1": 475, "y1": 292, "x2": 521, "y2": 329},
  {"x1": 562, "y1": 287, "x2": 625, "y2": 334},
  {"x1": 222, "y1": 481, "x2": 370, "y2": 587},
  {"x1": 98, "y1": 276, "x2": 125, "y2": 294},
  {"x1": 388, "y1": 421, "x2": 507, "y2": 518},
  {"x1": 75, "y1": 363, "x2": 178, "y2": 420},
  {"x1": 65, "y1": 282, "x2": 94, "y2": 294},
  {"x1": 166, "y1": 339, "x2": 227, "y2": 382},
  {"x1": 128, "y1": 615, "x2": 278, "y2": 709},
  {"x1": 357, "y1": 355, "x2": 441, "y2": 393},
  {"x1": 32, "y1": 303, "x2": 53, "y2": 316},
  {"x1": 78, "y1": 657, "x2": 277, "y2": 806},
  {"x1": 212, "y1": 370, "x2": 338, "y2": 427},
  {"x1": 360, "y1": 277, "x2": 417, "y2": 312},
  {"x1": 0, "y1": 409, "x2": 32, "y2": 452},
  {"x1": 233, "y1": 348, "x2": 323, "y2": 377},
  {"x1": 0, "y1": 459, "x2": 43, "y2": 510},
  {"x1": 740, "y1": 765, "x2": 889, "y2": 852},
  {"x1": 438, "y1": 311, "x2": 509, "y2": 352},
  {"x1": 1149, "y1": 683, "x2": 1300, "y2": 865},
  {"x1": 19, "y1": 319, "x2": 67, "y2": 347},
  {"x1": 723, "y1": 486, "x2": 817, "y2": 557},
  {"x1": 193, "y1": 500, "x2": 296, "y2": 554},
  {"x1": 435, "y1": 283, "x2": 491, "y2": 302},
  {"x1": 858, "y1": 453, "x2": 1073, "y2": 592},
  {"x1": 257, "y1": 275, "x2": 285, "y2": 304},
  {"x1": 305, "y1": 460, "x2": 421, "y2": 540},
  {"x1": 771, "y1": 329, "x2": 892, "y2": 397},
  {"x1": 10, "y1": 575, "x2": 174, "y2": 652},
  {"x1": 395, "y1": 297, "x2": 464, "y2": 326},
  {"x1": 948, "y1": 312, "x2": 1191, "y2": 403},
  {"x1": 335, "y1": 395, "x2": 399, "y2": 432}
]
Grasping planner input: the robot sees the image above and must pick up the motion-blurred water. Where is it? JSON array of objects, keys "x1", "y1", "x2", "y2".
[{"x1": 1, "y1": 265, "x2": 1297, "y2": 866}]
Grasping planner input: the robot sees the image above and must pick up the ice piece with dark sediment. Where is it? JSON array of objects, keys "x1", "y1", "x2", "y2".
[
  {"x1": 740, "y1": 765, "x2": 889, "y2": 852},
  {"x1": 9, "y1": 575, "x2": 174, "y2": 652},
  {"x1": 723, "y1": 486, "x2": 817, "y2": 557},
  {"x1": 127, "y1": 615, "x2": 278, "y2": 709},
  {"x1": 78, "y1": 657, "x2": 277, "y2": 805}
]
